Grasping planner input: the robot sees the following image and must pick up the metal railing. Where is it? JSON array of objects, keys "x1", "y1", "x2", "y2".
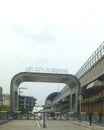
[
  {"x1": 76, "y1": 41, "x2": 104, "y2": 78},
  {"x1": 0, "y1": 111, "x2": 104, "y2": 126}
]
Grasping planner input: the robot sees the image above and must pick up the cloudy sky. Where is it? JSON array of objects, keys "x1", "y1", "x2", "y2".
[{"x1": 0, "y1": 0, "x2": 104, "y2": 105}]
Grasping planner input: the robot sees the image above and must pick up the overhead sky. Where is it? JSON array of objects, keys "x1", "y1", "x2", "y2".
[{"x1": 0, "y1": 0, "x2": 104, "y2": 105}]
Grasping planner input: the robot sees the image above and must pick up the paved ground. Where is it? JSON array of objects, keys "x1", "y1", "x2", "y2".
[
  {"x1": 0, "y1": 120, "x2": 12, "y2": 125},
  {"x1": 0, "y1": 119, "x2": 104, "y2": 130}
]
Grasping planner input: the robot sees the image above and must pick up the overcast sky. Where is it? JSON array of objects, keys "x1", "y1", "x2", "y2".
[{"x1": 0, "y1": 0, "x2": 104, "y2": 105}]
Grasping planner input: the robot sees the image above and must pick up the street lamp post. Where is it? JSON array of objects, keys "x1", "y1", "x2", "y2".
[
  {"x1": 18, "y1": 87, "x2": 27, "y2": 110},
  {"x1": 19, "y1": 87, "x2": 27, "y2": 96}
]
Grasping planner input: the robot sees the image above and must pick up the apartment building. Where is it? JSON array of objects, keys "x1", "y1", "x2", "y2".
[{"x1": 19, "y1": 95, "x2": 37, "y2": 111}]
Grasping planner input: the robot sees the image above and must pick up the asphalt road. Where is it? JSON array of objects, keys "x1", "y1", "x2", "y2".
[{"x1": 0, "y1": 120, "x2": 103, "y2": 130}]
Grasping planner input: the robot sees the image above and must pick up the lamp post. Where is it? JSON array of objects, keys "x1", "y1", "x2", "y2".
[
  {"x1": 19, "y1": 87, "x2": 27, "y2": 96},
  {"x1": 18, "y1": 87, "x2": 27, "y2": 110}
]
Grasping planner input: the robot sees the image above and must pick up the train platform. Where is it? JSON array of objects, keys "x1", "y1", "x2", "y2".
[{"x1": 0, "y1": 119, "x2": 104, "y2": 130}]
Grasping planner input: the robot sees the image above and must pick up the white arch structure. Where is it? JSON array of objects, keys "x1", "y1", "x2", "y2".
[{"x1": 10, "y1": 72, "x2": 81, "y2": 112}]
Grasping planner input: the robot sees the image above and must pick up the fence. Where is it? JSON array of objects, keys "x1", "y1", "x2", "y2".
[
  {"x1": 0, "y1": 111, "x2": 104, "y2": 126},
  {"x1": 76, "y1": 41, "x2": 104, "y2": 78}
]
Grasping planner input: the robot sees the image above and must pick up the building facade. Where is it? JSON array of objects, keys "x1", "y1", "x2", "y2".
[
  {"x1": 3, "y1": 94, "x2": 10, "y2": 107},
  {"x1": 19, "y1": 96, "x2": 37, "y2": 111},
  {"x1": 0, "y1": 87, "x2": 3, "y2": 105}
]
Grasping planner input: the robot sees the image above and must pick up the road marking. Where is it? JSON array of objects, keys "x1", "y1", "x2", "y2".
[{"x1": 36, "y1": 120, "x2": 40, "y2": 128}]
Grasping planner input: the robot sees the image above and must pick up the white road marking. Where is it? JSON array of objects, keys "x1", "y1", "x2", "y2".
[{"x1": 36, "y1": 120, "x2": 40, "y2": 128}]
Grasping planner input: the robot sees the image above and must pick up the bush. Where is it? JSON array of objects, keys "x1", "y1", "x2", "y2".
[{"x1": 0, "y1": 105, "x2": 10, "y2": 111}]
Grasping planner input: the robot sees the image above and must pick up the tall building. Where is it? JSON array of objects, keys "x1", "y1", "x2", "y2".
[
  {"x1": 19, "y1": 96, "x2": 37, "y2": 111},
  {"x1": 0, "y1": 87, "x2": 3, "y2": 105},
  {"x1": 3, "y1": 94, "x2": 10, "y2": 107}
]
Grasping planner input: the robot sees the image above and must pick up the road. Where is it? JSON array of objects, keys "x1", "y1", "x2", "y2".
[{"x1": 0, "y1": 120, "x2": 103, "y2": 130}]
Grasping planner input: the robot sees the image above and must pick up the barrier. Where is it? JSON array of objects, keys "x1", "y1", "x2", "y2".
[{"x1": 0, "y1": 111, "x2": 104, "y2": 126}]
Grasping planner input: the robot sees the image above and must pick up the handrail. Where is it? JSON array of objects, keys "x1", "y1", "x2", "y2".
[{"x1": 76, "y1": 41, "x2": 104, "y2": 78}]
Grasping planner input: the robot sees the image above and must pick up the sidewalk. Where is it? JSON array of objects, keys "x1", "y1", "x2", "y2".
[{"x1": 70, "y1": 120, "x2": 104, "y2": 130}]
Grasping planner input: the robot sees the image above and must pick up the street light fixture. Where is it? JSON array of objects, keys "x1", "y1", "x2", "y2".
[{"x1": 19, "y1": 87, "x2": 27, "y2": 96}]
